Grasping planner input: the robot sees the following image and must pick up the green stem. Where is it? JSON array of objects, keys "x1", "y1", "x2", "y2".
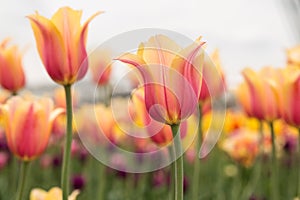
[
  {"x1": 171, "y1": 124, "x2": 183, "y2": 200},
  {"x1": 257, "y1": 120, "x2": 264, "y2": 197},
  {"x1": 297, "y1": 127, "x2": 300, "y2": 198},
  {"x1": 192, "y1": 104, "x2": 202, "y2": 200},
  {"x1": 269, "y1": 121, "x2": 278, "y2": 200},
  {"x1": 98, "y1": 162, "x2": 106, "y2": 200},
  {"x1": 168, "y1": 145, "x2": 176, "y2": 200},
  {"x1": 141, "y1": 172, "x2": 151, "y2": 199},
  {"x1": 61, "y1": 84, "x2": 73, "y2": 200},
  {"x1": 259, "y1": 120, "x2": 264, "y2": 154},
  {"x1": 16, "y1": 161, "x2": 29, "y2": 200}
]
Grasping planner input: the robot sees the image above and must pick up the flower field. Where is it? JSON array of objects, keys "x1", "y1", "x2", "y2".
[{"x1": 0, "y1": 3, "x2": 299, "y2": 200}]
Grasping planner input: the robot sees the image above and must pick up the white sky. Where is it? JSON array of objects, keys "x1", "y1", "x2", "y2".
[{"x1": 0, "y1": 0, "x2": 295, "y2": 89}]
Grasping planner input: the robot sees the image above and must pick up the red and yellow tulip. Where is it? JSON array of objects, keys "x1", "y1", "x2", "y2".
[
  {"x1": 27, "y1": 7, "x2": 101, "y2": 85},
  {"x1": 237, "y1": 67, "x2": 281, "y2": 122},
  {"x1": 0, "y1": 39, "x2": 26, "y2": 93},
  {"x1": 117, "y1": 35, "x2": 204, "y2": 125},
  {"x1": 279, "y1": 67, "x2": 300, "y2": 127},
  {"x1": 0, "y1": 96, "x2": 64, "y2": 161}
]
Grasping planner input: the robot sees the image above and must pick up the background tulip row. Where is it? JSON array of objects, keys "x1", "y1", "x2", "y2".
[{"x1": 0, "y1": 5, "x2": 299, "y2": 200}]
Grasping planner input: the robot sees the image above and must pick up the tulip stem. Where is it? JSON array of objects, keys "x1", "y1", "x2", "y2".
[
  {"x1": 192, "y1": 104, "x2": 202, "y2": 200},
  {"x1": 16, "y1": 161, "x2": 29, "y2": 200},
  {"x1": 61, "y1": 84, "x2": 73, "y2": 200},
  {"x1": 168, "y1": 145, "x2": 176, "y2": 200},
  {"x1": 269, "y1": 121, "x2": 278, "y2": 200},
  {"x1": 297, "y1": 128, "x2": 300, "y2": 198},
  {"x1": 171, "y1": 124, "x2": 183, "y2": 200}
]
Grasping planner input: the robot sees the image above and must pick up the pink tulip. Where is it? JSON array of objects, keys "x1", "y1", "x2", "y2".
[{"x1": 117, "y1": 35, "x2": 204, "y2": 125}]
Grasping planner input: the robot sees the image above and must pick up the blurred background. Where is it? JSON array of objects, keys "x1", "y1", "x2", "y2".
[{"x1": 0, "y1": 0, "x2": 296, "y2": 88}]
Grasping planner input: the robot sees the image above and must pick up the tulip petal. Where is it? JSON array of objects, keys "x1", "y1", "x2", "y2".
[
  {"x1": 50, "y1": 108, "x2": 65, "y2": 123},
  {"x1": 30, "y1": 188, "x2": 47, "y2": 200},
  {"x1": 27, "y1": 14, "x2": 67, "y2": 83},
  {"x1": 142, "y1": 35, "x2": 181, "y2": 67},
  {"x1": 73, "y1": 11, "x2": 103, "y2": 82}
]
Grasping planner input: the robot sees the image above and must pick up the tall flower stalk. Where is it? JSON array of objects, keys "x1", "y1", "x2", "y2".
[
  {"x1": 171, "y1": 124, "x2": 183, "y2": 200},
  {"x1": 269, "y1": 121, "x2": 278, "y2": 200},
  {"x1": 27, "y1": 7, "x2": 100, "y2": 199},
  {"x1": 191, "y1": 104, "x2": 202, "y2": 200},
  {"x1": 117, "y1": 35, "x2": 205, "y2": 200},
  {"x1": 61, "y1": 84, "x2": 73, "y2": 200},
  {"x1": 16, "y1": 162, "x2": 29, "y2": 200}
]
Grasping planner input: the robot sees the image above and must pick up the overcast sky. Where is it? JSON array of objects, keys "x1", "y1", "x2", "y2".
[{"x1": 0, "y1": 0, "x2": 295, "y2": 89}]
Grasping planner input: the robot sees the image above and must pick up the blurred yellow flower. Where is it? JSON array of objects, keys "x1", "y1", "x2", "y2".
[{"x1": 30, "y1": 187, "x2": 79, "y2": 200}]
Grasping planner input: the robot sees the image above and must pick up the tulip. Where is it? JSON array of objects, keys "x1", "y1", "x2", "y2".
[
  {"x1": 27, "y1": 7, "x2": 101, "y2": 85},
  {"x1": 0, "y1": 96, "x2": 63, "y2": 200},
  {"x1": 117, "y1": 35, "x2": 204, "y2": 125},
  {"x1": 279, "y1": 67, "x2": 300, "y2": 127},
  {"x1": 30, "y1": 187, "x2": 79, "y2": 200},
  {"x1": 117, "y1": 35, "x2": 205, "y2": 200},
  {"x1": 237, "y1": 66, "x2": 281, "y2": 200},
  {"x1": 28, "y1": 7, "x2": 100, "y2": 200},
  {"x1": 237, "y1": 67, "x2": 281, "y2": 122},
  {"x1": 1, "y1": 96, "x2": 63, "y2": 161},
  {"x1": 0, "y1": 39, "x2": 26, "y2": 94},
  {"x1": 278, "y1": 66, "x2": 300, "y2": 197}
]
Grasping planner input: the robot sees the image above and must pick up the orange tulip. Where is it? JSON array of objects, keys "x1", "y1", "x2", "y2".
[
  {"x1": 89, "y1": 49, "x2": 113, "y2": 86},
  {"x1": 0, "y1": 96, "x2": 64, "y2": 161},
  {"x1": 117, "y1": 35, "x2": 204, "y2": 125},
  {"x1": 199, "y1": 49, "x2": 226, "y2": 102},
  {"x1": 0, "y1": 39, "x2": 26, "y2": 93},
  {"x1": 237, "y1": 67, "x2": 281, "y2": 121},
  {"x1": 280, "y1": 67, "x2": 300, "y2": 127},
  {"x1": 27, "y1": 7, "x2": 101, "y2": 85}
]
